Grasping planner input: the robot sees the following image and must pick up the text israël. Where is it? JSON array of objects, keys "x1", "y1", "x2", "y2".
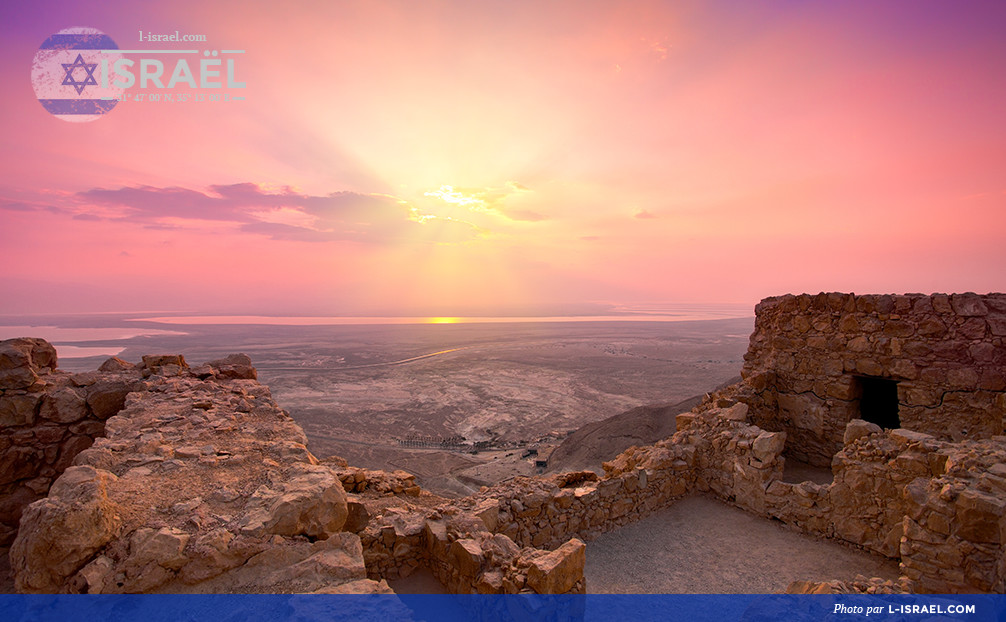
[{"x1": 100, "y1": 58, "x2": 244, "y2": 89}]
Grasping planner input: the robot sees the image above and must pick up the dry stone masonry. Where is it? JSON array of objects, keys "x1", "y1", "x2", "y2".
[
  {"x1": 0, "y1": 338, "x2": 137, "y2": 544},
  {"x1": 3, "y1": 339, "x2": 584, "y2": 595},
  {"x1": 4, "y1": 291, "x2": 1005, "y2": 595},
  {"x1": 740, "y1": 293, "x2": 1006, "y2": 466}
]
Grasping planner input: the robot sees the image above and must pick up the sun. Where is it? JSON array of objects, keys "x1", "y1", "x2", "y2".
[{"x1": 426, "y1": 316, "x2": 460, "y2": 324}]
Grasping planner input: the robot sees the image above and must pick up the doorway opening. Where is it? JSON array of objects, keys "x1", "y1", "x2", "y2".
[{"x1": 856, "y1": 376, "x2": 900, "y2": 429}]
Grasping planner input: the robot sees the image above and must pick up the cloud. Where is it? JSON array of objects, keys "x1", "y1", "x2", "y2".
[
  {"x1": 424, "y1": 181, "x2": 547, "y2": 222},
  {"x1": 0, "y1": 199, "x2": 67, "y2": 214},
  {"x1": 72, "y1": 183, "x2": 478, "y2": 244},
  {"x1": 634, "y1": 209, "x2": 658, "y2": 219},
  {"x1": 0, "y1": 201, "x2": 36, "y2": 212}
]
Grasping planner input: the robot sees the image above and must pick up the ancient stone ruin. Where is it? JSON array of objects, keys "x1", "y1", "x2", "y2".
[
  {"x1": 1, "y1": 339, "x2": 585, "y2": 594},
  {"x1": 740, "y1": 293, "x2": 1006, "y2": 466},
  {"x1": 2, "y1": 292, "x2": 1004, "y2": 594}
]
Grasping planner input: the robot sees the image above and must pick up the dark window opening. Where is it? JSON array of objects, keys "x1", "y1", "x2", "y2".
[{"x1": 857, "y1": 376, "x2": 900, "y2": 429}]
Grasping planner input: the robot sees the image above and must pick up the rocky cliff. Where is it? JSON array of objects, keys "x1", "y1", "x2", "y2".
[
  {"x1": 6, "y1": 292, "x2": 1006, "y2": 597},
  {"x1": 1, "y1": 338, "x2": 136, "y2": 545},
  {"x1": 1, "y1": 338, "x2": 585, "y2": 595}
]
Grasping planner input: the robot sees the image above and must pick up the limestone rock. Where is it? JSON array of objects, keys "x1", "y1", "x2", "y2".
[
  {"x1": 0, "y1": 338, "x2": 57, "y2": 389},
  {"x1": 39, "y1": 387, "x2": 88, "y2": 424},
  {"x1": 206, "y1": 354, "x2": 257, "y2": 380},
  {"x1": 524, "y1": 537, "x2": 585, "y2": 594},
  {"x1": 10, "y1": 466, "x2": 121, "y2": 593},
  {"x1": 752, "y1": 431, "x2": 785, "y2": 463},
  {"x1": 843, "y1": 419, "x2": 882, "y2": 445},
  {"x1": 239, "y1": 464, "x2": 348, "y2": 539},
  {"x1": 98, "y1": 357, "x2": 135, "y2": 372},
  {"x1": 0, "y1": 393, "x2": 41, "y2": 427},
  {"x1": 85, "y1": 379, "x2": 134, "y2": 420},
  {"x1": 473, "y1": 498, "x2": 499, "y2": 532},
  {"x1": 343, "y1": 496, "x2": 370, "y2": 533},
  {"x1": 450, "y1": 538, "x2": 484, "y2": 576},
  {"x1": 719, "y1": 402, "x2": 749, "y2": 422}
]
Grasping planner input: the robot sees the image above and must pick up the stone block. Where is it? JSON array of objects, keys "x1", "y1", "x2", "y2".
[
  {"x1": 474, "y1": 498, "x2": 499, "y2": 532},
  {"x1": 343, "y1": 497, "x2": 370, "y2": 533},
  {"x1": 843, "y1": 419, "x2": 881, "y2": 445},
  {"x1": 719, "y1": 402, "x2": 749, "y2": 422},
  {"x1": 0, "y1": 394, "x2": 41, "y2": 427},
  {"x1": 988, "y1": 316, "x2": 1006, "y2": 336},
  {"x1": 86, "y1": 380, "x2": 134, "y2": 420},
  {"x1": 206, "y1": 354, "x2": 257, "y2": 380},
  {"x1": 10, "y1": 466, "x2": 121, "y2": 593},
  {"x1": 450, "y1": 539, "x2": 483, "y2": 576},
  {"x1": 752, "y1": 431, "x2": 786, "y2": 463},
  {"x1": 954, "y1": 489, "x2": 1004, "y2": 544},
  {"x1": 525, "y1": 538, "x2": 585, "y2": 594},
  {"x1": 950, "y1": 293, "x2": 987, "y2": 317},
  {"x1": 855, "y1": 359, "x2": 884, "y2": 376},
  {"x1": 39, "y1": 388, "x2": 88, "y2": 424},
  {"x1": 675, "y1": 413, "x2": 696, "y2": 432},
  {"x1": 889, "y1": 429, "x2": 935, "y2": 448}
]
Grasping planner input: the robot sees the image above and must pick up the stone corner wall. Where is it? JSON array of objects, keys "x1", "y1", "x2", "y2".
[
  {"x1": 0, "y1": 338, "x2": 138, "y2": 545},
  {"x1": 740, "y1": 292, "x2": 1006, "y2": 466}
]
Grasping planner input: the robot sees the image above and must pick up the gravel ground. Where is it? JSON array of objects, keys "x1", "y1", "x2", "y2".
[{"x1": 585, "y1": 495, "x2": 899, "y2": 593}]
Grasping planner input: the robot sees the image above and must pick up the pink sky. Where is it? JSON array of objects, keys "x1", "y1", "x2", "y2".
[{"x1": 1, "y1": 1, "x2": 1004, "y2": 316}]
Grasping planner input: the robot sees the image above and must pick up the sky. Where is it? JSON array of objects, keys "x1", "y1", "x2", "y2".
[{"x1": 1, "y1": 1, "x2": 1004, "y2": 317}]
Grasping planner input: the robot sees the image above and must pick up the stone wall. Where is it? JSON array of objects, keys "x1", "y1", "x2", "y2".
[
  {"x1": 741, "y1": 293, "x2": 1006, "y2": 466},
  {"x1": 6, "y1": 341, "x2": 586, "y2": 595},
  {"x1": 901, "y1": 438, "x2": 1006, "y2": 593},
  {"x1": 0, "y1": 338, "x2": 137, "y2": 545},
  {"x1": 447, "y1": 397, "x2": 1006, "y2": 594},
  {"x1": 358, "y1": 509, "x2": 585, "y2": 595},
  {"x1": 454, "y1": 443, "x2": 693, "y2": 554},
  {"x1": 11, "y1": 323, "x2": 1006, "y2": 595}
]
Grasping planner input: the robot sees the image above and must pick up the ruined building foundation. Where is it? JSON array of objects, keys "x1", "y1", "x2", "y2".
[{"x1": 2, "y1": 292, "x2": 1005, "y2": 594}]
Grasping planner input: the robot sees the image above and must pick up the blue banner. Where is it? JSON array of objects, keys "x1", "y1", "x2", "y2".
[{"x1": 0, "y1": 594, "x2": 1003, "y2": 622}]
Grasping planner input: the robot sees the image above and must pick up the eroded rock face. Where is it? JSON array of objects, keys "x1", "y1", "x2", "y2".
[
  {"x1": 0, "y1": 338, "x2": 142, "y2": 545},
  {"x1": 7, "y1": 346, "x2": 364, "y2": 594},
  {"x1": 239, "y1": 464, "x2": 349, "y2": 539},
  {"x1": 0, "y1": 338, "x2": 57, "y2": 390},
  {"x1": 7, "y1": 340, "x2": 589, "y2": 596},
  {"x1": 10, "y1": 466, "x2": 121, "y2": 592}
]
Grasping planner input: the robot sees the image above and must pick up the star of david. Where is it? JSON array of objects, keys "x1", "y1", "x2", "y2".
[{"x1": 61, "y1": 53, "x2": 98, "y2": 95}]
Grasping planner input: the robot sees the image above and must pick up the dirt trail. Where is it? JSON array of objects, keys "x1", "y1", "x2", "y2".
[{"x1": 585, "y1": 495, "x2": 899, "y2": 593}]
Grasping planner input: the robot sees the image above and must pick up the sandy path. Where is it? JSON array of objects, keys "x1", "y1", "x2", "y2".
[{"x1": 585, "y1": 495, "x2": 899, "y2": 593}]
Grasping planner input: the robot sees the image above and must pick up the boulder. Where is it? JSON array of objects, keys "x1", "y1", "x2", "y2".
[
  {"x1": 450, "y1": 538, "x2": 483, "y2": 576},
  {"x1": 97, "y1": 357, "x2": 135, "y2": 372},
  {"x1": 752, "y1": 431, "x2": 786, "y2": 463},
  {"x1": 719, "y1": 402, "x2": 749, "y2": 422},
  {"x1": 206, "y1": 354, "x2": 257, "y2": 380},
  {"x1": 10, "y1": 466, "x2": 121, "y2": 593},
  {"x1": 86, "y1": 379, "x2": 135, "y2": 420},
  {"x1": 525, "y1": 537, "x2": 585, "y2": 594},
  {"x1": 39, "y1": 387, "x2": 88, "y2": 424},
  {"x1": 473, "y1": 498, "x2": 500, "y2": 532},
  {"x1": 843, "y1": 419, "x2": 882, "y2": 445},
  {"x1": 239, "y1": 464, "x2": 348, "y2": 539},
  {"x1": 0, "y1": 338, "x2": 58, "y2": 389},
  {"x1": 0, "y1": 393, "x2": 41, "y2": 427}
]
